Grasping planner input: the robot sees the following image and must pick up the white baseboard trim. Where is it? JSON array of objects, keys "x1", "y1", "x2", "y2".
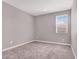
[
  {"x1": 2, "y1": 40, "x2": 34, "y2": 52},
  {"x1": 34, "y1": 40, "x2": 71, "y2": 46},
  {"x1": 2, "y1": 40, "x2": 71, "y2": 52},
  {"x1": 71, "y1": 46, "x2": 77, "y2": 59}
]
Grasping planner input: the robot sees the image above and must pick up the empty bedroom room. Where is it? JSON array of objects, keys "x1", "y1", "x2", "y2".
[{"x1": 2, "y1": 0, "x2": 77, "y2": 59}]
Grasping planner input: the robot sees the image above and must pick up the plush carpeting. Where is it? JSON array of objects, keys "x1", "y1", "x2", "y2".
[{"x1": 2, "y1": 41, "x2": 75, "y2": 59}]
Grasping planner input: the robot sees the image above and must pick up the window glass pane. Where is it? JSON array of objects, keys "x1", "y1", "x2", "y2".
[{"x1": 56, "y1": 14, "x2": 68, "y2": 33}]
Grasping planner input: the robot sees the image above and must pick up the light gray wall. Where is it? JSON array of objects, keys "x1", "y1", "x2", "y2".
[
  {"x1": 34, "y1": 10, "x2": 71, "y2": 44},
  {"x1": 71, "y1": 0, "x2": 77, "y2": 57},
  {"x1": 2, "y1": 2, "x2": 34, "y2": 49}
]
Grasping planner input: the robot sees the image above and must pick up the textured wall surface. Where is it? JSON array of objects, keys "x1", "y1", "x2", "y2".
[
  {"x1": 34, "y1": 10, "x2": 71, "y2": 44},
  {"x1": 2, "y1": 2, "x2": 34, "y2": 49},
  {"x1": 71, "y1": 0, "x2": 77, "y2": 57}
]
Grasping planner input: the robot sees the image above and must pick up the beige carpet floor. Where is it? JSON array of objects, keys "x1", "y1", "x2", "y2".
[{"x1": 2, "y1": 41, "x2": 75, "y2": 59}]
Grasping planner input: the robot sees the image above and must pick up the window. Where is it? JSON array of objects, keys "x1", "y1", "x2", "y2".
[{"x1": 56, "y1": 14, "x2": 68, "y2": 33}]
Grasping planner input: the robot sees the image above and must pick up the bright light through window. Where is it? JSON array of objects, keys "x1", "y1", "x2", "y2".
[{"x1": 56, "y1": 14, "x2": 68, "y2": 33}]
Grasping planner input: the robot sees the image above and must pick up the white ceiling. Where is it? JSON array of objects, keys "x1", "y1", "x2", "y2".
[{"x1": 3, "y1": 0, "x2": 73, "y2": 16}]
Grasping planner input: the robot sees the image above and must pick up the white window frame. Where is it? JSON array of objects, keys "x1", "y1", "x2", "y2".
[{"x1": 56, "y1": 14, "x2": 68, "y2": 33}]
